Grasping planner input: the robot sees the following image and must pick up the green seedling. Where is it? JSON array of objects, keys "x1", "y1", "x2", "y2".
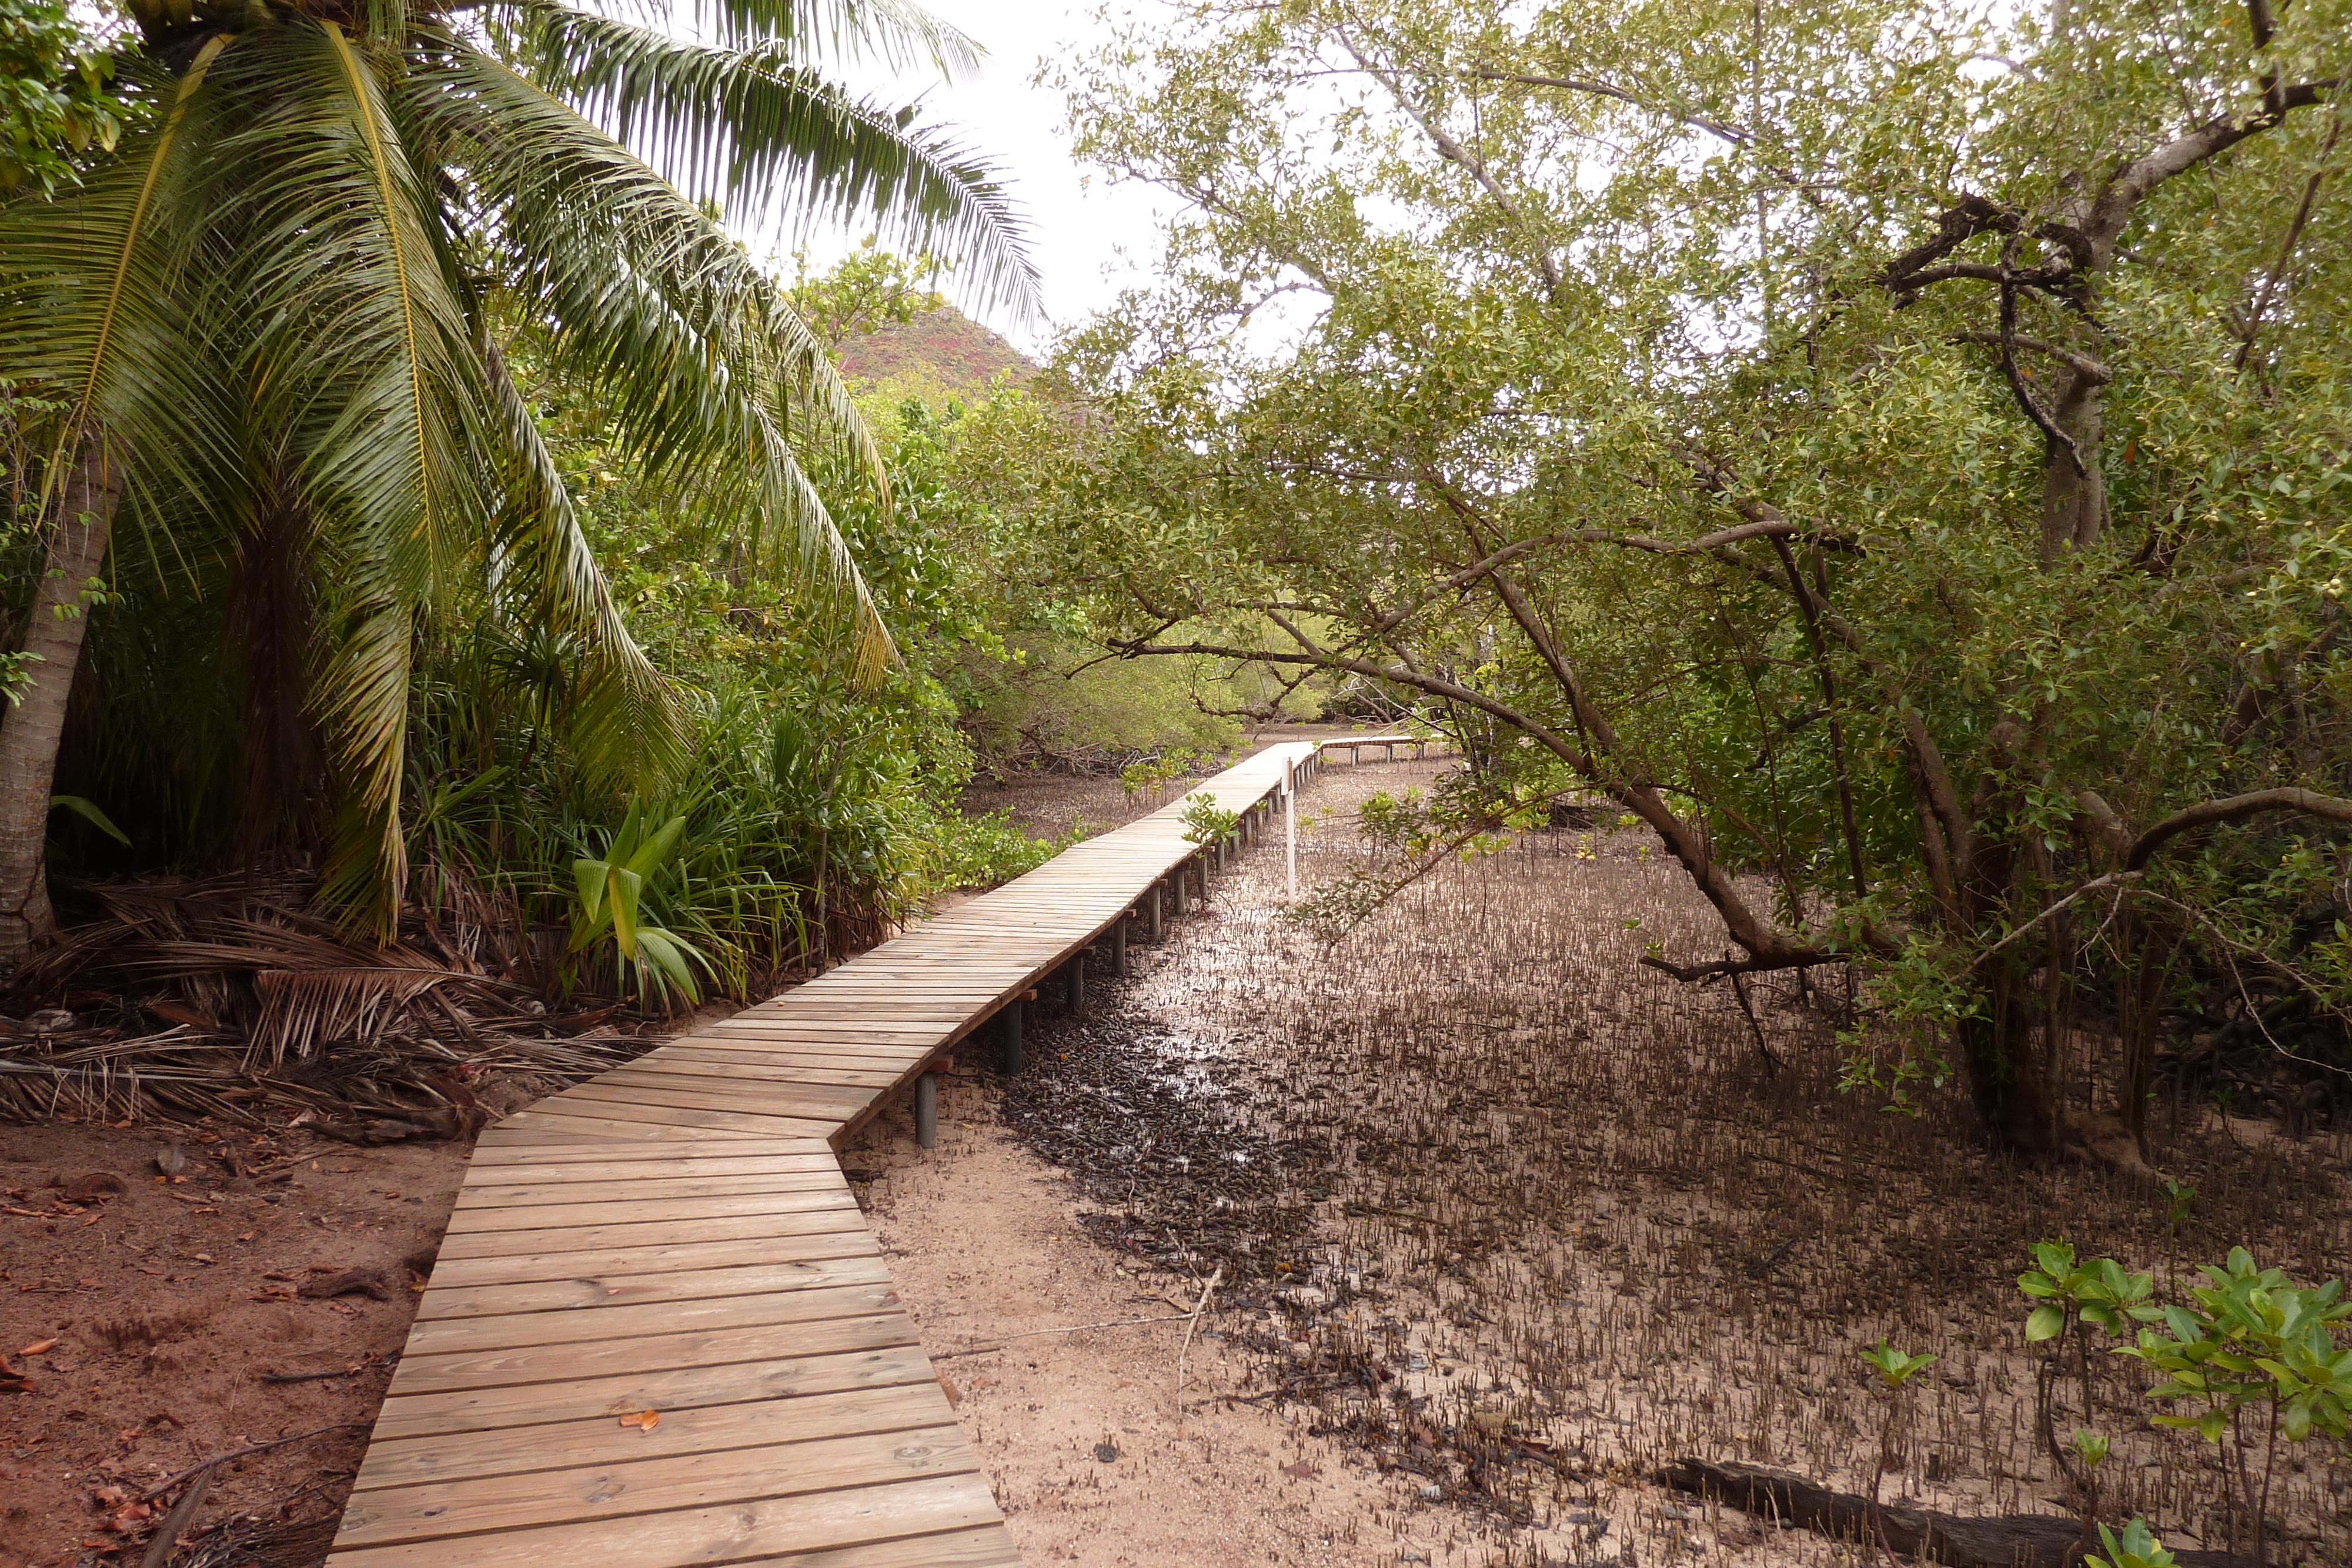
[
  {"x1": 1857, "y1": 1340, "x2": 1936, "y2": 1563},
  {"x1": 2086, "y1": 1519, "x2": 2177, "y2": 1568},
  {"x1": 1180, "y1": 791, "x2": 1241, "y2": 849}
]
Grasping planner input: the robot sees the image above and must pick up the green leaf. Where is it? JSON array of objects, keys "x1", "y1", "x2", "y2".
[
  {"x1": 2026, "y1": 1305, "x2": 2066, "y2": 1342},
  {"x1": 573, "y1": 857, "x2": 609, "y2": 926},
  {"x1": 49, "y1": 794, "x2": 129, "y2": 847},
  {"x1": 607, "y1": 864, "x2": 645, "y2": 958},
  {"x1": 626, "y1": 813, "x2": 690, "y2": 878}
]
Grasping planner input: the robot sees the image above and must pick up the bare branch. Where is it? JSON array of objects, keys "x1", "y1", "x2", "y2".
[
  {"x1": 1334, "y1": 28, "x2": 1566, "y2": 296},
  {"x1": 1950, "y1": 332, "x2": 2113, "y2": 384},
  {"x1": 2086, "y1": 81, "x2": 2341, "y2": 256},
  {"x1": 1996, "y1": 273, "x2": 2089, "y2": 476},
  {"x1": 2125, "y1": 787, "x2": 2352, "y2": 871},
  {"x1": 1469, "y1": 68, "x2": 1751, "y2": 145}
]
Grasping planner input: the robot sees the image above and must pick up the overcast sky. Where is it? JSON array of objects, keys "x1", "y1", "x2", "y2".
[{"x1": 746, "y1": 1, "x2": 1176, "y2": 356}]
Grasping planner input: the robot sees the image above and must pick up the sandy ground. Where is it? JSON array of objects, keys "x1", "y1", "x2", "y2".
[
  {"x1": 0, "y1": 1122, "x2": 467, "y2": 1568},
  {"x1": 844, "y1": 1082, "x2": 1506, "y2": 1568}
]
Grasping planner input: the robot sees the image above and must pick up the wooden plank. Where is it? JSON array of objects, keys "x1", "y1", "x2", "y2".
[
  {"x1": 328, "y1": 1473, "x2": 1003, "y2": 1568},
  {"x1": 402, "y1": 1280, "x2": 904, "y2": 1357},
  {"x1": 414, "y1": 1256, "x2": 894, "y2": 1322},
  {"x1": 435, "y1": 1206, "x2": 869, "y2": 1263},
  {"x1": 329, "y1": 742, "x2": 1328, "y2": 1568},
  {"x1": 455, "y1": 1170, "x2": 848, "y2": 1209},
  {"x1": 335, "y1": 1424, "x2": 977, "y2": 1549},
  {"x1": 350, "y1": 1380, "x2": 954, "y2": 1490},
  {"x1": 486, "y1": 1109, "x2": 780, "y2": 1145},
  {"x1": 363, "y1": 1342, "x2": 941, "y2": 1442},
  {"x1": 445, "y1": 1189, "x2": 855, "y2": 1234},
  {"x1": 514, "y1": 1094, "x2": 840, "y2": 1140},
  {"x1": 465, "y1": 1142, "x2": 831, "y2": 1174},
  {"x1": 556, "y1": 1079, "x2": 877, "y2": 1122},
  {"x1": 600, "y1": 1057, "x2": 910, "y2": 1087},
  {"x1": 387, "y1": 1312, "x2": 916, "y2": 1396},
  {"x1": 424, "y1": 1226, "x2": 880, "y2": 1290}
]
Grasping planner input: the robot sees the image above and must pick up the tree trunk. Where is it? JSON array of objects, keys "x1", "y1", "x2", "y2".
[
  {"x1": 228, "y1": 494, "x2": 325, "y2": 869},
  {"x1": 0, "y1": 436, "x2": 125, "y2": 967},
  {"x1": 2039, "y1": 374, "x2": 2106, "y2": 560},
  {"x1": 1957, "y1": 977, "x2": 2065, "y2": 1156}
]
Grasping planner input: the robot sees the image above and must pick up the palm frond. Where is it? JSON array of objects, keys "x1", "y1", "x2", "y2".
[
  {"x1": 522, "y1": 5, "x2": 1039, "y2": 323},
  {"x1": 0, "y1": 42, "x2": 245, "y2": 518},
  {"x1": 477, "y1": 328, "x2": 691, "y2": 780},
  {"x1": 412, "y1": 36, "x2": 896, "y2": 676},
  {"x1": 672, "y1": 0, "x2": 980, "y2": 76},
  {"x1": 209, "y1": 18, "x2": 493, "y2": 920}
]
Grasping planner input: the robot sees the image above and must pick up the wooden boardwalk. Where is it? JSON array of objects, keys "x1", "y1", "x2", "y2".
[{"x1": 327, "y1": 741, "x2": 1322, "y2": 1568}]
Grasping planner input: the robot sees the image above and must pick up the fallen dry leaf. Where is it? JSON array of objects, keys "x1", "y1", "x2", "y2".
[
  {"x1": 1279, "y1": 1461, "x2": 1321, "y2": 1481},
  {"x1": 20, "y1": 1338, "x2": 57, "y2": 1356},
  {"x1": 61, "y1": 1172, "x2": 126, "y2": 1202},
  {"x1": 299, "y1": 1267, "x2": 391, "y2": 1302},
  {"x1": 618, "y1": 1410, "x2": 659, "y2": 1432}
]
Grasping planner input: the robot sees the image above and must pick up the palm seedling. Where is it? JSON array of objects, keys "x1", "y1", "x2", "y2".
[{"x1": 0, "y1": 0, "x2": 1035, "y2": 955}]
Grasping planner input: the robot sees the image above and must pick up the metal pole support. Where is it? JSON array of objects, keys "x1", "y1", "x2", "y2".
[
  {"x1": 916, "y1": 1072, "x2": 938, "y2": 1148},
  {"x1": 1000, "y1": 1003, "x2": 1023, "y2": 1075}
]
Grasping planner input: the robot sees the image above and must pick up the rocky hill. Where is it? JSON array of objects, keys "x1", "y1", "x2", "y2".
[{"x1": 833, "y1": 306, "x2": 1037, "y2": 402}]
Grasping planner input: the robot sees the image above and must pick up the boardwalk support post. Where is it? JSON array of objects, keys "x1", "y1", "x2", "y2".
[
  {"x1": 1112, "y1": 916, "x2": 1128, "y2": 977},
  {"x1": 1067, "y1": 954, "x2": 1085, "y2": 1018},
  {"x1": 1173, "y1": 866, "x2": 1190, "y2": 915},
  {"x1": 1148, "y1": 882, "x2": 1164, "y2": 940},
  {"x1": 916, "y1": 1072, "x2": 938, "y2": 1148},
  {"x1": 1000, "y1": 1004, "x2": 1023, "y2": 1075}
]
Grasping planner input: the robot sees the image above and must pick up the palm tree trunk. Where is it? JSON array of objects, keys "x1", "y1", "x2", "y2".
[{"x1": 0, "y1": 435, "x2": 125, "y2": 966}]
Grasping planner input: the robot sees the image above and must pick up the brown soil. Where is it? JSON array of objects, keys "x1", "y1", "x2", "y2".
[
  {"x1": 0, "y1": 1121, "x2": 466, "y2": 1568},
  {"x1": 844, "y1": 1097, "x2": 1485, "y2": 1566}
]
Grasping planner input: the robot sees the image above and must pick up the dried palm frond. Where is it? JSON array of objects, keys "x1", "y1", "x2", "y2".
[{"x1": 1, "y1": 874, "x2": 656, "y2": 1128}]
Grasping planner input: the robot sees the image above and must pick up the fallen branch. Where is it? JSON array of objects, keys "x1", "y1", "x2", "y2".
[
  {"x1": 136, "y1": 1423, "x2": 365, "y2": 1505},
  {"x1": 1175, "y1": 1265, "x2": 1225, "y2": 1396},
  {"x1": 138, "y1": 1466, "x2": 212, "y2": 1568},
  {"x1": 933, "y1": 1313, "x2": 1195, "y2": 1360},
  {"x1": 1659, "y1": 1456, "x2": 2258, "y2": 1567}
]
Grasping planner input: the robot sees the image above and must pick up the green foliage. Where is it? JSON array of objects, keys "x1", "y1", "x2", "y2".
[
  {"x1": 2120, "y1": 1247, "x2": 2352, "y2": 1446},
  {"x1": 1023, "y1": 0, "x2": 2352, "y2": 1145},
  {"x1": 1121, "y1": 748, "x2": 1209, "y2": 807},
  {"x1": 1179, "y1": 791, "x2": 1240, "y2": 848},
  {"x1": 566, "y1": 803, "x2": 711, "y2": 1008},
  {"x1": 48, "y1": 793, "x2": 126, "y2": 848},
  {"x1": 0, "y1": 0, "x2": 128, "y2": 196},
  {"x1": 2018, "y1": 1241, "x2": 2159, "y2": 1342},
  {"x1": 1857, "y1": 1340, "x2": 1936, "y2": 1391},
  {"x1": 2087, "y1": 1519, "x2": 2178, "y2": 1568},
  {"x1": 931, "y1": 808, "x2": 1087, "y2": 890},
  {"x1": 2015, "y1": 1241, "x2": 2351, "y2": 1554},
  {"x1": 0, "y1": 0, "x2": 1037, "y2": 927}
]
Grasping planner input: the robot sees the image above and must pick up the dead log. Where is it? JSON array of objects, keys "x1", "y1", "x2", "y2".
[{"x1": 1658, "y1": 1457, "x2": 2256, "y2": 1568}]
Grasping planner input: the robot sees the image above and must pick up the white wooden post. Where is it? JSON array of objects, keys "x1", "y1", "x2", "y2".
[{"x1": 1285, "y1": 764, "x2": 1298, "y2": 898}]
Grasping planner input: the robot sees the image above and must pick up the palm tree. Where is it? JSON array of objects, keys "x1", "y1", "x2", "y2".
[{"x1": 0, "y1": 0, "x2": 1034, "y2": 958}]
